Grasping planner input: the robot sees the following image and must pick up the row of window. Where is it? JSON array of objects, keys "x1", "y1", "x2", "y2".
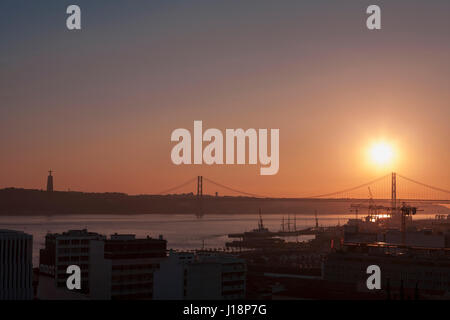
[
  {"x1": 111, "y1": 282, "x2": 153, "y2": 291},
  {"x1": 57, "y1": 264, "x2": 88, "y2": 271},
  {"x1": 112, "y1": 264, "x2": 159, "y2": 271},
  {"x1": 57, "y1": 256, "x2": 89, "y2": 262},
  {"x1": 111, "y1": 273, "x2": 153, "y2": 282},
  {"x1": 58, "y1": 239, "x2": 90, "y2": 245},
  {"x1": 57, "y1": 248, "x2": 89, "y2": 254}
]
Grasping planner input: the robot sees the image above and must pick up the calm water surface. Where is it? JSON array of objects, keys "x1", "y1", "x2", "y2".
[{"x1": 0, "y1": 212, "x2": 441, "y2": 266}]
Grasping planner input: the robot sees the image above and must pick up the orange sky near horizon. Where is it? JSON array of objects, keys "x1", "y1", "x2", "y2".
[{"x1": 1, "y1": 1, "x2": 449, "y2": 198}]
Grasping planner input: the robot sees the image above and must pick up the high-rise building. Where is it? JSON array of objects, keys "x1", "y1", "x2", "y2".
[
  {"x1": 90, "y1": 234, "x2": 167, "y2": 300},
  {"x1": 0, "y1": 230, "x2": 33, "y2": 300},
  {"x1": 39, "y1": 230, "x2": 167, "y2": 300},
  {"x1": 46, "y1": 170, "x2": 53, "y2": 192},
  {"x1": 39, "y1": 229, "x2": 106, "y2": 294}
]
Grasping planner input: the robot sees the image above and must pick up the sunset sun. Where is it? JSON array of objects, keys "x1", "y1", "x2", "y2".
[{"x1": 369, "y1": 142, "x2": 394, "y2": 166}]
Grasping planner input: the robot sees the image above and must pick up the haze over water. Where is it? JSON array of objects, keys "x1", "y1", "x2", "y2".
[{"x1": 0, "y1": 210, "x2": 445, "y2": 266}]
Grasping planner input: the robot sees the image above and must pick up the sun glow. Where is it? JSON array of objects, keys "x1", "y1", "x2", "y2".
[{"x1": 369, "y1": 142, "x2": 394, "y2": 166}]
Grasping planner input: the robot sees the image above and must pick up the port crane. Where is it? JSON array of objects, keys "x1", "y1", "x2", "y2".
[
  {"x1": 350, "y1": 187, "x2": 388, "y2": 222},
  {"x1": 350, "y1": 195, "x2": 422, "y2": 245}
]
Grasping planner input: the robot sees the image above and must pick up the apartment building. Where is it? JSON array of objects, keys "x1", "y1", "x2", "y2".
[
  {"x1": 0, "y1": 230, "x2": 33, "y2": 300},
  {"x1": 39, "y1": 229, "x2": 106, "y2": 293},
  {"x1": 91, "y1": 234, "x2": 167, "y2": 300}
]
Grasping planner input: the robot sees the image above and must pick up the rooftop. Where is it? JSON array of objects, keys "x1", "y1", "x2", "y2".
[
  {"x1": 0, "y1": 229, "x2": 30, "y2": 235},
  {"x1": 0, "y1": 229, "x2": 32, "y2": 240},
  {"x1": 46, "y1": 229, "x2": 105, "y2": 238}
]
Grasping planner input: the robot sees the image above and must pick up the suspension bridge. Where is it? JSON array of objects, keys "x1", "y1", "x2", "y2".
[{"x1": 158, "y1": 172, "x2": 450, "y2": 202}]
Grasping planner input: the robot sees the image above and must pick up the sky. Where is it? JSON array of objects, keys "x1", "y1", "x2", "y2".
[{"x1": 0, "y1": 0, "x2": 449, "y2": 197}]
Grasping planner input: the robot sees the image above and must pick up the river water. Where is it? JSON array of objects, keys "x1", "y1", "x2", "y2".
[{"x1": 0, "y1": 212, "x2": 442, "y2": 266}]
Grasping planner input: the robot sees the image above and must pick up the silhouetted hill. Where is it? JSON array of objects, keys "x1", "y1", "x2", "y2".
[{"x1": 0, "y1": 187, "x2": 380, "y2": 215}]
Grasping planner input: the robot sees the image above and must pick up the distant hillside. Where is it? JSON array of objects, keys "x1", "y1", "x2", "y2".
[
  {"x1": 3, "y1": 188, "x2": 445, "y2": 216},
  {"x1": 0, "y1": 187, "x2": 369, "y2": 215}
]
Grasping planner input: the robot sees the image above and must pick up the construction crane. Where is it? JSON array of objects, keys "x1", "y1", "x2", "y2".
[
  {"x1": 349, "y1": 201, "x2": 421, "y2": 245},
  {"x1": 367, "y1": 187, "x2": 384, "y2": 218},
  {"x1": 368, "y1": 187, "x2": 375, "y2": 206},
  {"x1": 350, "y1": 187, "x2": 388, "y2": 222}
]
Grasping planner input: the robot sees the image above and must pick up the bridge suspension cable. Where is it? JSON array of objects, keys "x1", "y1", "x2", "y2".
[
  {"x1": 306, "y1": 174, "x2": 391, "y2": 199},
  {"x1": 202, "y1": 177, "x2": 265, "y2": 198},
  {"x1": 158, "y1": 177, "x2": 197, "y2": 195},
  {"x1": 397, "y1": 173, "x2": 450, "y2": 195},
  {"x1": 157, "y1": 173, "x2": 449, "y2": 201}
]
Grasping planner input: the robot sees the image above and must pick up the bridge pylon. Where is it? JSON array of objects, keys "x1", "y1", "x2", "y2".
[
  {"x1": 391, "y1": 172, "x2": 397, "y2": 218},
  {"x1": 196, "y1": 176, "x2": 203, "y2": 218}
]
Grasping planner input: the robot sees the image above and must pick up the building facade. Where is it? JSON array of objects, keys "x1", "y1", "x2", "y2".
[
  {"x1": 91, "y1": 234, "x2": 167, "y2": 300},
  {"x1": 0, "y1": 230, "x2": 33, "y2": 300},
  {"x1": 39, "y1": 230, "x2": 167, "y2": 299},
  {"x1": 39, "y1": 229, "x2": 106, "y2": 294},
  {"x1": 154, "y1": 251, "x2": 246, "y2": 300},
  {"x1": 323, "y1": 243, "x2": 450, "y2": 298}
]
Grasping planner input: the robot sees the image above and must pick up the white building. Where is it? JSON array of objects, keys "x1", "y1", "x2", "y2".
[
  {"x1": 154, "y1": 251, "x2": 246, "y2": 300},
  {"x1": 0, "y1": 230, "x2": 33, "y2": 300}
]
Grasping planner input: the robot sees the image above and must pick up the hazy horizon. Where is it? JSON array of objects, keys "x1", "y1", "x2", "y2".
[{"x1": 1, "y1": 0, "x2": 449, "y2": 198}]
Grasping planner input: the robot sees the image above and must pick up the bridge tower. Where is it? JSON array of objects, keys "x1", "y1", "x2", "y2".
[
  {"x1": 197, "y1": 176, "x2": 203, "y2": 198},
  {"x1": 196, "y1": 176, "x2": 203, "y2": 217},
  {"x1": 391, "y1": 172, "x2": 396, "y2": 213}
]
